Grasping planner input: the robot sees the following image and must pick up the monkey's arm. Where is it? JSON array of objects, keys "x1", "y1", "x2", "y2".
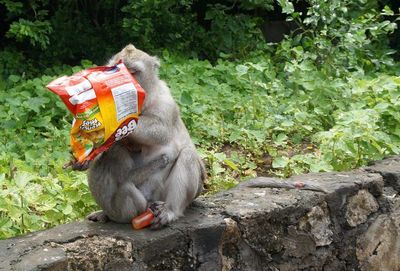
[
  {"x1": 128, "y1": 114, "x2": 169, "y2": 146},
  {"x1": 129, "y1": 154, "x2": 170, "y2": 186},
  {"x1": 130, "y1": 99, "x2": 179, "y2": 146},
  {"x1": 238, "y1": 178, "x2": 327, "y2": 193}
]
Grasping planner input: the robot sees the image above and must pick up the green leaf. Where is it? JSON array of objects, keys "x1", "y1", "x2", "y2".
[
  {"x1": 382, "y1": 6, "x2": 394, "y2": 16},
  {"x1": 229, "y1": 130, "x2": 241, "y2": 142},
  {"x1": 274, "y1": 133, "x2": 288, "y2": 145},
  {"x1": 8, "y1": 75, "x2": 20, "y2": 83},
  {"x1": 63, "y1": 190, "x2": 80, "y2": 202},
  {"x1": 281, "y1": 120, "x2": 294, "y2": 127},
  {"x1": 8, "y1": 205, "x2": 23, "y2": 220},
  {"x1": 272, "y1": 156, "x2": 289, "y2": 168},
  {"x1": 14, "y1": 171, "x2": 35, "y2": 188},
  {"x1": 62, "y1": 204, "x2": 73, "y2": 215},
  {"x1": 214, "y1": 152, "x2": 227, "y2": 162},
  {"x1": 180, "y1": 91, "x2": 193, "y2": 105},
  {"x1": 0, "y1": 217, "x2": 12, "y2": 229},
  {"x1": 0, "y1": 173, "x2": 5, "y2": 184},
  {"x1": 224, "y1": 159, "x2": 239, "y2": 171},
  {"x1": 278, "y1": 0, "x2": 294, "y2": 14},
  {"x1": 31, "y1": 116, "x2": 51, "y2": 127},
  {"x1": 236, "y1": 65, "x2": 249, "y2": 76},
  {"x1": 44, "y1": 209, "x2": 63, "y2": 222}
]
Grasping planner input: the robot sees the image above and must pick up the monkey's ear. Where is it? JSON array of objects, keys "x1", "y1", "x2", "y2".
[
  {"x1": 125, "y1": 60, "x2": 146, "y2": 74},
  {"x1": 124, "y1": 44, "x2": 136, "y2": 52}
]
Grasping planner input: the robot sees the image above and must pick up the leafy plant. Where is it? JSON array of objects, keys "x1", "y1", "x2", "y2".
[
  {"x1": 0, "y1": 61, "x2": 97, "y2": 238},
  {"x1": 0, "y1": 0, "x2": 399, "y2": 239},
  {"x1": 7, "y1": 18, "x2": 52, "y2": 49}
]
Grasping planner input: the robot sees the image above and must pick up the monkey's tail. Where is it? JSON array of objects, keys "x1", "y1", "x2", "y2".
[{"x1": 238, "y1": 177, "x2": 328, "y2": 193}]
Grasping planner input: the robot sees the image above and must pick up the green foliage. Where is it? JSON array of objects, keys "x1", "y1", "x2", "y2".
[
  {"x1": 121, "y1": 0, "x2": 266, "y2": 59},
  {"x1": 238, "y1": 0, "x2": 274, "y2": 10},
  {"x1": 315, "y1": 75, "x2": 400, "y2": 170},
  {"x1": 278, "y1": 0, "x2": 295, "y2": 14},
  {"x1": 286, "y1": 0, "x2": 398, "y2": 73},
  {"x1": 0, "y1": 62, "x2": 97, "y2": 238},
  {"x1": 1, "y1": 0, "x2": 53, "y2": 49},
  {"x1": 0, "y1": 0, "x2": 270, "y2": 67},
  {"x1": 0, "y1": 0, "x2": 128, "y2": 67},
  {"x1": 7, "y1": 18, "x2": 52, "y2": 49},
  {"x1": 0, "y1": 48, "x2": 32, "y2": 79},
  {"x1": 0, "y1": 158, "x2": 95, "y2": 239},
  {"x1": 0, "y1": 0, "x2": 399, "y2": 239},
  {"x1": 161, "y1": 50, "x2": 400, "y2": 180},
  {"x1": 121, "y1": 0, "x2": 198, "y2": 53}
]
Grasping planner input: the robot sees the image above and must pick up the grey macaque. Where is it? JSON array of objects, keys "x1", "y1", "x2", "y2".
[{"x1": 86, "y1": 44, "x2": 206, "y2": 228}]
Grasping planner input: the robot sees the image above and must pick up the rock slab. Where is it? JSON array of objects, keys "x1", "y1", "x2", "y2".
[{"x1": 1, "y1": 157, "x2": 400, "y2": 270}]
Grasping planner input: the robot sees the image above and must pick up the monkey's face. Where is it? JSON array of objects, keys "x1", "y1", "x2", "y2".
[{"x1": 108, "y1": 44, "x2": 160, "y2": 91}]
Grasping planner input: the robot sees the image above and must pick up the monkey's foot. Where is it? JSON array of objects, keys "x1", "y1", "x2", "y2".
[
  {"x1": 87, "y1": 211, "x2": 109, "y2": 223},
  {"x1": 149, "y1": 201, "x2": 177, "y2": 230}
]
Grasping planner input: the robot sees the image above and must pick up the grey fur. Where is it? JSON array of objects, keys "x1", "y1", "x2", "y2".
[{"x1": 87, "y1": 44, "x2": 205, "y2": 227}]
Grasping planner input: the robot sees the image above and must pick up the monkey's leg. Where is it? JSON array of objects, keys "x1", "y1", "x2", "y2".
[
  {"x1": 87, "y1": 183, "x2": 147, "y2": 223},
  {"x1": 110, "y1": 155, "x2": 170, "y2": 222},
  {"x1": 151, "y1": 148, "x2": 203, "y2": 229},
  {"x1": 88, "y1": 155, "x2": 170, "y2": 224},
  {"x1": 108, "y1": 182, "x2": 148, "y2": 223},
  {"x1": 87, "y1": 211, "x2": 109, "y2": 223}
]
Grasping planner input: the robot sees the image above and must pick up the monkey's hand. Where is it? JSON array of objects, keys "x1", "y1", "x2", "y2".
[
  {"x1": 149, "y1": 201, "x2": 177, "y2": 230},
  {"x1": 63, "y1": 159, "x2": 91, "y2": 171}
]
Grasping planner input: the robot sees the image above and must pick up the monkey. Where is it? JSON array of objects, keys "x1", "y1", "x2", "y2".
[
  {"x1": 86, "y1": 150, "x2": 171, "y2": 223},
  {"x1": 236, "y1": 177, "x2": 327, "y2": 193},
  {"x1": 85, "y1": 44, "x2": 206, "y2": 229}
]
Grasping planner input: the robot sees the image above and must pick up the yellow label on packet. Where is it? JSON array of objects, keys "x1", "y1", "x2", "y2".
[{"x1": 47, "y1": 63, "x2": 146, "y2": 162}]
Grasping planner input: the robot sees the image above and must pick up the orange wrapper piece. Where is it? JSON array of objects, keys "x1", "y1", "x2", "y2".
[
  {"x1": 46, "y1": 62, "x2": 146, "y2": 163},
  {"x1": 294, "y1": 182, "x2": 305, "y2": 189},
  {"x1": 132, "y1": 208, "x2": 155, "y2": 230}
]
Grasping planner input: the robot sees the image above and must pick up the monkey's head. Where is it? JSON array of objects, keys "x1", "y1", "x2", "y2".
[{"x1": 108, "y1": 44, "x2": 160, "y2": 91}]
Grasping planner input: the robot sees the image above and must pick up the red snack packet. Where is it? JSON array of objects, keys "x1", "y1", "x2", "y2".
[{"x1": 47, "y1": 62, "x2": 146, "y2": 163}]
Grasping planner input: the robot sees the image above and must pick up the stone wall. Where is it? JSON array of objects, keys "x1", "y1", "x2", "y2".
[{"x1": 1, "y1": 156, "x2": 400, "y2": 271}]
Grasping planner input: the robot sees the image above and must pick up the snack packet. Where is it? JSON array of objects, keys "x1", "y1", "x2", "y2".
[{"x1": 47, "y1": 62, "x2": 146, "y2": 163}]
